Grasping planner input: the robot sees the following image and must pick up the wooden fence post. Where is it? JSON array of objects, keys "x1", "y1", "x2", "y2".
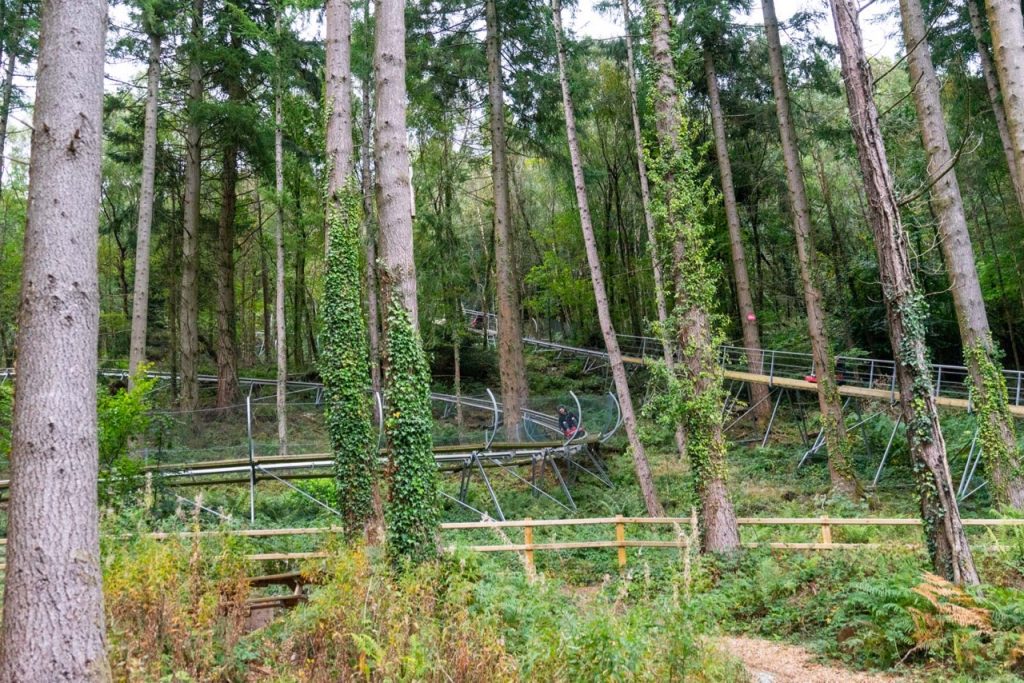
[
  {"x1": 820, "y1": 515, "x2": 832, "y2": 545},
  {"x1": 615, "y1": 515, "x2": 626, "y2": 569},
  {"x1": 524, "y1": 518, "x2": 534, "y2": 574}
]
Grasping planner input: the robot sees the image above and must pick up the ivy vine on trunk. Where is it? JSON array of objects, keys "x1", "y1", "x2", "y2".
[
  {"x1": 383, "y1": 296, "x2": 439, "y2": 564},
  {"x1": 321, "y1": 180, "x2": 377, "y2": 537},
  {"x1": 644, "y1": 105, "x2": 741, "y2": 553}
]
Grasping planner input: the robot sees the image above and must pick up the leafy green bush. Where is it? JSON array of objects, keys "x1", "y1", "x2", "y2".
[{"x1": 98, "y1": 370, "x2": 158, "y2": 508}]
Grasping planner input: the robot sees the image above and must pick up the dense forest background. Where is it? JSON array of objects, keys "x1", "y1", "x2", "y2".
[{"x1": 3, "y1": 0, "x2": 1022, "y2": 381}]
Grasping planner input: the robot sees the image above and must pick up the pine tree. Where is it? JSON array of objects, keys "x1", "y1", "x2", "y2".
[
  {"x1": 0, "y1": 0, "x2": 111, "y2": 678},
  {"x1": 550, "y1": 0, "x2": 664, "y2": 517},
  {"x1": 486, "y1": 0, "x2": 530, "y2": 441},
  {"x1": 761, "y1": 0, "x2": 858, "y2": 496},
  {"x1": 830, "y1": 0, "x2": 979, "y2": 584},
  {"x1": 899, "y1": 0, "x2": 1024, "y2": 508},
  {"x1": 645, "y1": 0, "x2": 739, "y2": 551},
  {"x1": 374, "y1": 0, "x2": 438, "y2": 562}
]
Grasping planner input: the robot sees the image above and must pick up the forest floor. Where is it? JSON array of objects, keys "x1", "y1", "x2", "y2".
[{"x1": 720, "y1": 635, "x2": 903, "y2": 682}]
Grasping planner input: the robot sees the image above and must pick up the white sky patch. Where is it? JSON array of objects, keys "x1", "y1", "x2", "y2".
[{"x1": 570, "y1": 0, "x2": 899, "y2": 58}]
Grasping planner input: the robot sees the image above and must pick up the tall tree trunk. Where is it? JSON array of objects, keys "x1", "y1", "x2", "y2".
[
  {"x1": 620, "y1": 0, "x2": 685, "y2": 457},
  {"x1": 646, "y1": 0, "x2": 739, "y2": 551},
  {"x1": 257, "y1": 197, "x2": 272, "y2": 362},
  {"x1": 0, "y1": 1, "x2": 111, "y2": 679},
  {"x1": 984, "y1": 0, "x2": 1024, "y2": 215},
  {"x1": 0, "y1": 0, "x2": 23, "y2": 193},
  {"x1": 454, "y1": 337, "x2": 464, "y2": 435},
  {"x1": 169, "y1": 192, "x2": 181, "y2": 401},
  {"x1": 812, "y1": 145, "x2": 859, "y2": 343},
  {"x1": 900, "y1": 0, "x2": 1024, "y2": 508},
  {"x1": 179, "y1": 0, "x2": 204, "y2": 413},
  {"x1": 128, "y1": 31, "x2": 161, "y2": 384},
  {"x1": 360, "y1": 0, "x2": 381, "y2": 394},
  {"x1": 967, "y1": 0, "x2": 1024, "y2": 210},
  {"x1": 703, "y1": 49, "x2": 771, "y2": 427},
  {"x1": 374, "y1": 0, "x2": 418, "y2": 327},
  {"x1": 215, "y1": 55, "x2": 241, "y2": 408},
  {"x1": 622, "y1": 0, "x2": 671, "y2": 352},
  {"x1": 628, "y1": 54, "x2": 688, "y2": 447},
  {"x1": 274, "y1": 12, "x2": 288, "y2": 455},
  {"x1": 326, "y1": 0, "x2": 354, "y2": 255},
  {"x1": 762, "y1": 0, "x2": 858, "y2": 496},
  {"x1": 293, "y1": 193, "x2": 307, "y2": 369},
  {"x1": 486, "y1": 0, "x2": 529, "y2": 440},
  {"x1": 552, "y1": 0, "x2": 663, "y2": 517},
  {"x1": 374, "y1": 0, "x2": 438, "y2": 562},
  {"x1": 830, "y1": 0, "x2": 980, "y2": 584}
]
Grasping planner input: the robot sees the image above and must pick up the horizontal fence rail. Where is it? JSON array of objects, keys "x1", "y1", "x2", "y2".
[{"x1": 3, "y1": 516, "x2": 1014, "y2": 573}]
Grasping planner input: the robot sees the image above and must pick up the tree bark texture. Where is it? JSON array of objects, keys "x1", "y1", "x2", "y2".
[
  {"x1": 128, "y1": 31, "x2": 161, "y2": 383},
  {"x1": 0, "y1": 1, "x2": 111, "y2": 679},
  {"x1": 215, "y1": 48, "x2": 242, "y2": 409},
  {"x1": 646, "y1": 0, "x2": 740, "y2": 550},
  {"x1": 703, "y1": 49, "x2": 772, "y2": 427},
  {"x1": 900, "y1": 0, "x2": 1024, "y2": 508},
  {"x1": 830, "y1": 0, "x2": 980, "y2": 584},
  {"x1": 984, "y1": 0, "x2": 1024, "y2": 216},
  {"x1": 486, "y1": 0, "x2": 530, "y2": 440},
  {"x1": 373, "y1": 0, "x2": 418, "y2": 330},
  {"x1": 967, "y1": 0, "x2": 1024, "y2": 210},
  {"x1": 326, "y1": 0, "x2": 354, "y2": 258},
  {"x1": 360, "y1": 15, "x2": 382, "y2": 393},
  {"x1": 275, "y1": 14, "x2": 288, "y2": 455},
  {"x1": 179, "y1": 0, "x2": 204, "y2": 413},
  {"x1": 552, "y1": 0, "x2": 663, "y2": 517},
  {"x1": 762, "y1": 0, "x2": 858, "y2": 496}
]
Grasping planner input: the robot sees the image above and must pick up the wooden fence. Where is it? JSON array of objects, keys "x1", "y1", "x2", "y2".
[{"x1": 5, "y1": 515, "x2": 1009, "y2": 573}]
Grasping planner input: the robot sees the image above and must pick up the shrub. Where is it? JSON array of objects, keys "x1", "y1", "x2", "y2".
[
  {"x1": 98, "y1": 369, "x2": 158, "y2": 508},
  {"x1": 102, "y1": 527, "x2": 251, "y2": 681}
]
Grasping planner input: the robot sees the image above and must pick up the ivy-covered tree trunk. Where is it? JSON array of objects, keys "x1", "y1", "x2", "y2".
[
  {"x1": 703, "y1": 49, "x2": 771, "y2": 428},
  {"x1": 551, "y1": 0, "x2": 664, "y2": 517},
  {"x1": 621, "y1": 0, "x2": 687, "y2": 459},
  {"x1": 900, "y1": 0, "x2": 1024, "y2": 508},
  {"x1": 322, "y1": 183, "x2": 379, "y2": 537},
  {"x1": 128, "y1": 30, "x2": 160, "y2": 385},
  {"x1": 486, "y1": 0, "x2": 530, "y2": 441},
  {"x1": 646, "y1": 0, "x2": 739, "y2": 551},
  {"x1": 984, "y1": 0, "x2": 1024, "y2": 215},
  {"x1": 967, "y1": 0, "x2": 1024, "y2": 209},
  {"x1": 375, "y1": 0, "x2": 437, "y2": 562},
  {"x1": 0, "y1": 1, "x2": 111, "y2": 678},
  {"x1": 762, "y1": 0, "x2": 858, "y2": 497},
  {"x1": 324, "y1": 0, "x2": 383, "y2": 540},
  {"x1": 179, "y1": 0, "x2": 205, "y2": 413},
  {"x1": 830, "y1": 0, "x2": 980, "y2": 584}
]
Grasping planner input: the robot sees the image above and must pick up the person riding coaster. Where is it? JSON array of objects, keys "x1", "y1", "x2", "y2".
[{"x1": 556, "y1": 405, "x2": 584, "y2": 439}]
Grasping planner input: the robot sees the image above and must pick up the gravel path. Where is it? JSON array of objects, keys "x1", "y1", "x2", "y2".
[{"x1": 719, "y1": 636, "x2": 903, "y2": 683}]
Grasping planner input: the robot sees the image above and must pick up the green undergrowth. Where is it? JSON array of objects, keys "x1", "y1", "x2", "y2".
[
  {"x1": 100, "y1": 513, "x2": 750, "y2": 681},
  {"x1": 98, "y1": 510, "x2": 1024, "y2": 681}
]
